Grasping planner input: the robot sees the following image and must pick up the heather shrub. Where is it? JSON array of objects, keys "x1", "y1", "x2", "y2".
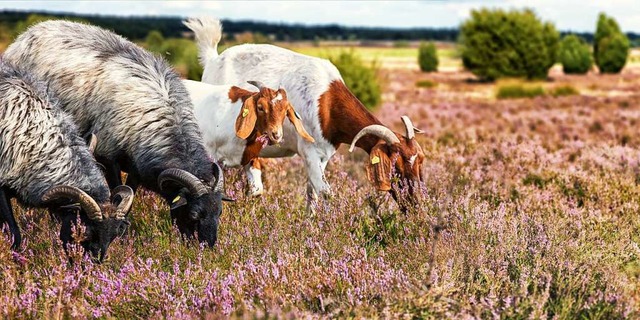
[
  {"x1": 330, "y1": 50, "x2": 381, "y2": 110},
  {"x1": 418, "y1": 42, "x2": 438, "y2": 72},
  {"x1": 594, "y1": 13, "x2": 629, "y2": 74},
  {"x1": 560, "y1": 35, "x2": 592, "y2": 74},
  {"x1": 460, "y1": 8, "x2": 559, "y2": 81}
]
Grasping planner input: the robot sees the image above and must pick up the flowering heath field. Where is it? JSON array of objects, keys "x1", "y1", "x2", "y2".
[{"x1": 2, "y1": 65, "x2": 640, "y2": 318}]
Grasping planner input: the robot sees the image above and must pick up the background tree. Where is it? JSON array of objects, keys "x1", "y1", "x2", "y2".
[
  {"x1": 459, "y1": 8, "x2": 559, "y2": 81},
  {"x1": 559, "y1": 35, "x2": 592, "y2": 74},
  {"x1": 329, "y1": 51, "x2": 381, "y2": 110},
  {"x1": 418, "y1": 42, "x2": 438, "y2": 72},
  {"x1": 594, "y1": 13, "x2": 629, "y2": 74}
]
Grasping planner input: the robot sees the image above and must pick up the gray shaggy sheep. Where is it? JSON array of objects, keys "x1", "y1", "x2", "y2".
[
  {"x1": 4, "y1": 20, "x2": 230, "y2": 247},
  {"x1": 0, "y1": 59, "x2": 133, "y2": 261}
]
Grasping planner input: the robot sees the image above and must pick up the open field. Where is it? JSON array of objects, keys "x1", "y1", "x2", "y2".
[{"x1": 3, "y1": 47, "x2": 640, "y2": 318}]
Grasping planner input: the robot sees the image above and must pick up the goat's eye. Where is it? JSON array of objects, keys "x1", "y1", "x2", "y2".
[{"x1": 257, "y1": 104, "x2": 265, "y2": 112}]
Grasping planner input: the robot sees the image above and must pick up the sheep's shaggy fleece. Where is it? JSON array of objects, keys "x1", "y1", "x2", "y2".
[
  {"x1": 0, "y1": 59, "x2": 109, "y2": 206},
  {"x1": 4, "y1": 20, "x2": 214, "y2": 188}
]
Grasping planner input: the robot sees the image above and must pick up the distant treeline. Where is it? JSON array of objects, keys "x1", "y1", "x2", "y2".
[{"x1": 0, "y1": 10, "x2": 639, "y2": 44}]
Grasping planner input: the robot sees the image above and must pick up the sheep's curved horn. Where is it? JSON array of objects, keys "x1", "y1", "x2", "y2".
[
  {"x1": 111, "y1": 185, "x2": 134, "y2": 220},
  {"x1": 247, "y1": 80, "x2": 266, "y2": 91},
  {"x1": 211, "y1": 163, "x2": 224, "y2": 193},
  {"x1": 349, "y1": 125, "x2": 400, "y2": 152},
  {"x1": 158, "y1": 169, "x2": 208, "y2": 197},
  {"x1": 401, "y1": 116, "x2": 415, "y2": 140},
  {"x1": 210, "y1": 163, "x2": 234, "y2": 202},
  {"x1": 88, "y1": 133, "x2": 97, "y2": 154},
  {"x1": 42, "y1": 186, "x2": 103, "y2": 221}
]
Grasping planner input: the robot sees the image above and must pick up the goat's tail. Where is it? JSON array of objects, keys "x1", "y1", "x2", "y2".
[{"x1": 183, "y1": 17, "x2": 222, "y2": 67}]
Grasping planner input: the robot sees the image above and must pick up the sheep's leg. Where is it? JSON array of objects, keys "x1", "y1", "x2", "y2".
[
  {"x1": 97, "y1": 157, "x2": 123, "y2": 189},
  {"x1": 124, "y1": 171, "x2": 140, "y2": 194},
  {"x1": 244, "y1": 160, "x2": 264, "y2": 196},
  {"x1": 0, "y1": 188, "x2": 20, "y2": 249}
]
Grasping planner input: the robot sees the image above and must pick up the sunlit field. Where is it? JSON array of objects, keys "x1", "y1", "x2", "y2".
[
  {"x1": 3, "y1": 43, "x2": 640, "y2": 318},
  {"x1": 284, "y1": 42, "x2": 461, "y2": 71}
]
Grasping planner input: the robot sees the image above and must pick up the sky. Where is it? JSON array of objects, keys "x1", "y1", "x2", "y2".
[{"x1": 1, "y1": 0, "x2": 639, "y2": 33}]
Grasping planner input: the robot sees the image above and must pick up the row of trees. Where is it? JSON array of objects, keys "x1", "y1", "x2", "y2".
[{"x1": 457, "y1": 9, "x2": 630, "y2": 80}]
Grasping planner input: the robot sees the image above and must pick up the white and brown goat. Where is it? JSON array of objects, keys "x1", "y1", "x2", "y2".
[
  {"x1": 184, "y1": 17, "x2": 426, "y2": 212},
  {"x1": 184, "y1": 80, "x2": 314, "y2": 195}
]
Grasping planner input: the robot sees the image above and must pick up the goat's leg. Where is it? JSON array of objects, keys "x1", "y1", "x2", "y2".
[
  {"x1": 0, "y1": 188, "x2": 21, "y2": 249},
  {"x1": 244, "y1": 159, "x2": 264, "y2": 196},
  {"x1": 299, "y1": 148, "x2": 333, "y2": 214}
]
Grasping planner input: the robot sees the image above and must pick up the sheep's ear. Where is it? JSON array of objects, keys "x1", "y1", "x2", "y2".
[
  {"x1": 169, "y1": 190, "x2": 188, "y2": 210},
  {"x1": 235, "y1": 96, "x2": 257, "y2": 139},
  {"x1": 365, "y1": 145, "x2": 392, "y2": 191},
  {"x1": 286, "y1": 105, "x2": 315, "y2": 143}
]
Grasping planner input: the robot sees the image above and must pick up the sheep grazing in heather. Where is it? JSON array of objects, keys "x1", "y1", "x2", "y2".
[
  {"x1": 4, "y1": 20, "x2": 231, "y2": 247},
  {"x1": 0, "y1": 59, "x2": 134, "y2": 261},
  {"x1": 184, "y1": 79, "x2": 314, "y2": 195},
  {"x1": 184, "y1": 17, "x2": 426, "y2": 212}
]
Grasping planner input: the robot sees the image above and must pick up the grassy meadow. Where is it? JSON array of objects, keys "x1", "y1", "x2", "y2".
[{"x1": 2, "y1": 39, "x2": 640, "y2": 318}]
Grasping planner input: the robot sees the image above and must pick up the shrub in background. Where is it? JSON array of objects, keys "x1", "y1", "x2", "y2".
[
  {"x1": 144, "y1": 31, "x2": 203, "y2": 80},
  {"x1": 330, "y1": 51, "x2": 382, "y2": 110},
  {"x1": 594, "y1": 13, "x2": 629, "y2": 74},
  {"x1": 559, "y1": 35, "x2": 592, "y2": 74},
  {"x1": 459, "y1": 8, "x2": 559, "y2": 81},
  {"x1": 496, "y1": 83, "x2": 545, "y2": 99},
  {"x1": 418, "y1": 42, "x2": 438, "y2": 72}
]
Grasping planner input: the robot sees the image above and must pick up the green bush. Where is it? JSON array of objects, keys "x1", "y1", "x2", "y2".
[
  {"x1": 144, "y1": 31, "x2": 203, "y2": 80},
  {"x1": 460, "y1": 8, "x2": 559, "y2": 81},
  {"x1": 330, "y1": 51, "x2": 382, "y2": 110},
  {"x1": 496, "y1": 83, "x2": 545, "y2": 99},
  {"x1": 418, "y1": 42, "x2": 438, "y2": 72},
  {"x1": 594, "y1": 13, "x2": 629, "y2": 73},
  {"x1": 559, "y1": 35, "x2": 592, "y2": 74},
  {"x1": 550, "y1": 85, "x2": 579, "y2": 97},
  {"x1": 416, "y1": 80, "x2": 437, "y2": 88}
]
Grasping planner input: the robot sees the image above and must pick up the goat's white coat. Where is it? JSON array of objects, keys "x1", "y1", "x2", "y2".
[
  {"x1": 184, "y1": 80, "x2": 270, "y2": 195},
  {"x1": 185, "y1": 18, "x2": 343, "y2": 203},
  {"x1": 184, "y1": 80, "x2": 248, "y2": 168}
]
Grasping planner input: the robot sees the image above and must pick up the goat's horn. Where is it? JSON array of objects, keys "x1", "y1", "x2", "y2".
[
  {"x1": 349, "y1": 125, "x2": 400, "y2": 152},
  {"x1": 247, "y1": 80, "x2": 266, "y2": 91},
  {"x1": 401, "y1": 116, "x2": 415, "y2": 140},
  {"x1": 42, "y1": 186, "x2": 103, "y2": 221},
  {"x1": 158, "y1": 168, "x2": 208, "y2": 197},
  {"x1": 111, "y1": 185, "x2": 134, "y2": 220}
]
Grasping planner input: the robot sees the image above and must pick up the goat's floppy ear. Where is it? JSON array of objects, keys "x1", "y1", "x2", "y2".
[
  {"x1": 286, "y1": 105, "x2": 315, "y2": 143},
  {"x1": 365, "y1": 145, "x2": 392, "y2": 191},
  {"x1": 235, "y1": 95, "x2": 257, "y2": 140}
]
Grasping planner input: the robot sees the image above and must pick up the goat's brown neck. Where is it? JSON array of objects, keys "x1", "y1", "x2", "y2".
[
  {"x1": 318, "y1": 80, "x2": 384, "y2": 154},
  {"x1": 240, "y1": 132, "x2": 266, "y2": 166}
]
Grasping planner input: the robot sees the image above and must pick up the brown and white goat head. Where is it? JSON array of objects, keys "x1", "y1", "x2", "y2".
[
  {"x1": 350, "y1": 116, "x2": 425, "y2": 204},
  {"x1": 230, "y1": 81, "x2": 314, "y2": 144}
]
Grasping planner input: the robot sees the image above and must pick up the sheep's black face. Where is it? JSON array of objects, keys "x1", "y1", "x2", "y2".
[
  {"x1": 57, "y1": 208, "x2": 129, "y2": 262},
  {"x1": 169, "y1": 190, "x2": 222, "y2": 247}
]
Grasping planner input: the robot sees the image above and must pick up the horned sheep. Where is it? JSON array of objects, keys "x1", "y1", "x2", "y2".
[
  {"x1": 0, "y1": 59, "x2": 133, "y2": 261},
  {"x1": 4, "y1": 20, "x2": 230, "y2": 246}
]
